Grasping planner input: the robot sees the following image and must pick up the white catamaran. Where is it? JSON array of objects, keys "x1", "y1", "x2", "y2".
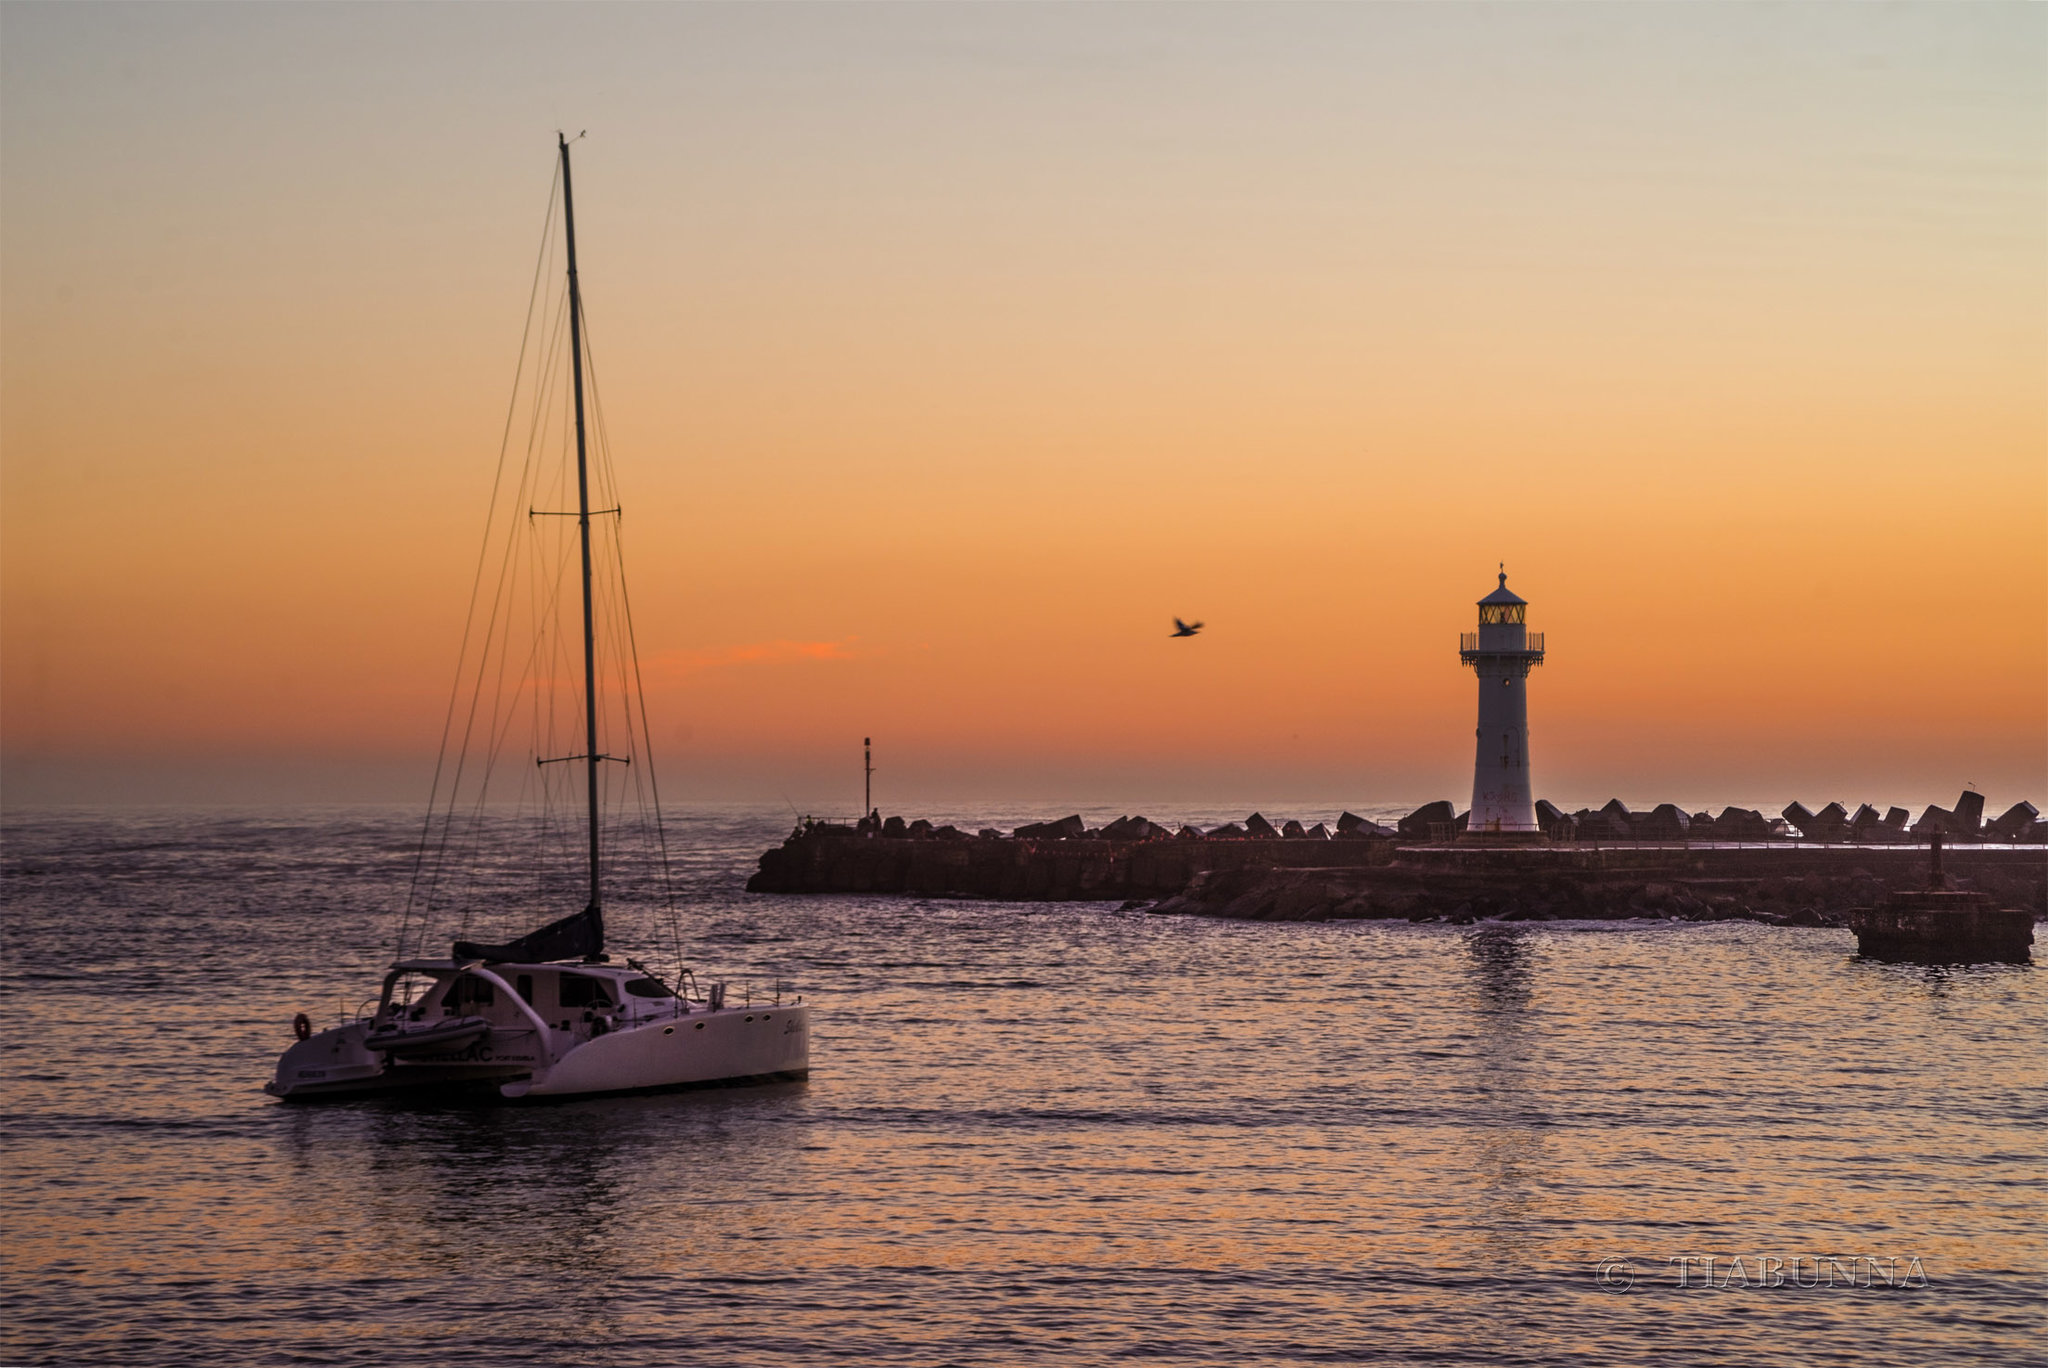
[{"x1": 269, "y1": 136, "x2": 808, "y2": 1102}]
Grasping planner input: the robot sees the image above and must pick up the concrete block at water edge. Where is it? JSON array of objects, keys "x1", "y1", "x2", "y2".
[
  {"x1": 1569, "y1": 808, "x2": 1609, "y2": 838},
  {"x1": 1013, "y1": 815, "x2": 1087, "y2": 840},
  {"x1": 1601, "y1": 799, "x2": 1636, "y2": 834},
  {"x1": 1912, "y1": 805, "x2": 1955, "y2": 837},
  {"x1": 1810, "y1": 803, "x2": 1851, "y2": 840},
  {"x1": 1337, "y1": 811, "x2": 1396, "y2": 839},
  {"x1": 1398, "y1": 802, "x2": 1456, "y2": 839},
  {"x1": 1639, "y1": 804, "x2": 1691, "y2": 839},
  {"x1": 1986, "y1": 802, "x2": 2039, "y2": 840},
  {"x1": 1715, "y1": 808, "x2": 1771, "y2": 840},
  {"x1": 1952, "y1": 791, "x2": 1986, "y2": 837}
]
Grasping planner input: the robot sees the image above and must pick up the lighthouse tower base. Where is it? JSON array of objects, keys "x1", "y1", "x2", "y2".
[
  {"x1": 1465, "y1": 659, "x2": 1540, "y2": 837},
  {"x1": 1458, "y1": 828, "x2": 1549, "y2": 846}
]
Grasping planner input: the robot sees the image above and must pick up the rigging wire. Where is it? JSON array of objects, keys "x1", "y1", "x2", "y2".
[
  {"x1": 398, "y1": 160, "x2": 561, "y2": 959},
  {"x1": 421, "y1": 262, "x2": 573, "y2": 946},
  {"x1": 447, "y1": 292, "x2": 584, "y2": 931},
  {"x1": 401, "y1": 152, "x2": 685, "y2": 969},
  {"x1": 580, "y1": 303, "x2": 687, "y2": 971}
]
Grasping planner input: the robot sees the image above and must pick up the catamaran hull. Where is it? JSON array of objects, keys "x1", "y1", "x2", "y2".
[
  {"x1": 504, "y1": 1003, "x2": 810, "y2": 1099},
  {"x1": 268, "y1": 1005, "x2": 810, "y2": 1103},
  {"x1": 268, "y1": 1067, "x2": 527, "y2": 1102},
  {"x1": 266, "y1": 1022, "x2": 529, "y2": 1102}
]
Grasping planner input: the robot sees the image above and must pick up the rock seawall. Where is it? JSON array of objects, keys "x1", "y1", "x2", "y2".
[
  {"x1": 746, "y1": 826, "x2": 1396, "y2": 900},
  {"x1": 746, "y1": 817, "x2": 2045, "y2": 923},
  {"x1": 1146, "y1": 853, "x2": 2047, "y2": 925}
]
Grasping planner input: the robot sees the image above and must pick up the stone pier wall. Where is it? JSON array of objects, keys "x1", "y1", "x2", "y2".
[
  {"x1": 1147, "y1": 850, "x2": 2046, "y2": 924},
  {"x1": 746, "y1": 826, "x2": 2045, "y2": 923},
  {"x1": 747, "y1": 830, "x2": 1396, "y2": 900}
]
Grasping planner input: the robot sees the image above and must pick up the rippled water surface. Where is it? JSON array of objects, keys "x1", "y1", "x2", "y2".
[{"x1": 3, "y1": 806, "x2": 2043, "y2": 1366}]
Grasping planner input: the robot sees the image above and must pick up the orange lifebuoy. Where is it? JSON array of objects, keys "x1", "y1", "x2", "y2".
[{"x1": 292, "y1": 1012, "x2": 312, "y2": 1042}]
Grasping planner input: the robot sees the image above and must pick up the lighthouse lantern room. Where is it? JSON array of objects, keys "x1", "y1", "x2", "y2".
[{"x1": 1458, "y1": 569, "x2": 1546, "y2": 835}]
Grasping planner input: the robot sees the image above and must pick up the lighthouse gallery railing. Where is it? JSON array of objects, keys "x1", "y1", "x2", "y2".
[{"x1": 1460, "y1": 631, "x2": 1544, "y2": 655}]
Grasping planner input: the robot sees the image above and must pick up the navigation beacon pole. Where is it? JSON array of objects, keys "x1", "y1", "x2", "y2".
[
  {"x1": 864, "y1": 737, "x2": 874, "y2": 819},
  {"x1": 561, "y1": 132, "x2": 602, "y2": 920},
  {"x1": 1458, "y1": 567, "x2": 1546, "y2": 836}
]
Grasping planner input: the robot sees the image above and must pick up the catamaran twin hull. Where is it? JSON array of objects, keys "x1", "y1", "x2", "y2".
[{"x1": 268, "y1": 958, "x2": 809, "y2": 1102}]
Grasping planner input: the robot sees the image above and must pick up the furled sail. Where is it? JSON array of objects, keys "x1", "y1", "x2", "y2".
[{"x1": 453, "y1": 903, "x2": 603, "y2": 964}]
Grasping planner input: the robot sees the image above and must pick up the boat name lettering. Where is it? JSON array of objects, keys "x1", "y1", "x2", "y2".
[{"x1": 412, "y1": 1039, "x2": 520, "y2": 1065}]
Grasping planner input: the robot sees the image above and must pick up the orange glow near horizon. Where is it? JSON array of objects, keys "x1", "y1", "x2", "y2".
[{"x1": 2, "y1": 4, "x2": 2042, "y2": 811}]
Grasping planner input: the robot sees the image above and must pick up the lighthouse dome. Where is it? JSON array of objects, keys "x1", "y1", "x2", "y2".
[{"x1": 1478, "y1": 571, "x2": 1525, "y2": 607}]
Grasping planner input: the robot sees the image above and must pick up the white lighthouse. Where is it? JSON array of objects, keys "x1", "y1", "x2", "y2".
[{"x1": 1458, "y1": 569, "x2": 1546, "y2": 835}]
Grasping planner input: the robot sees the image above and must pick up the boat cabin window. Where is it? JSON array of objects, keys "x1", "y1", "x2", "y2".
[
  {"x1": 558, "y1": 974, "x2": 613, "y2": 1009},
  {"x1": 516, "y1": 974, "x2": 534, "y2": 1004},
  {"x1": 623, "y1": 978, "x2": 670, "y2": 999},
  {"x1": 444, "y1": 974, "x2": 495, "y2": 1013}
]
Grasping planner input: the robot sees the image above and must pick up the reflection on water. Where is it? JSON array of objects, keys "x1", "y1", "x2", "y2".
[
  {"x1": 1458, "y1": 928, "x2": 1550, "y2": 1272},
  {"x1": 279, "y1": 1086, "x2": 811, "y2": 1299},
  {"x1": 2, "y1": 807, "x2": 2043, "y2": 1367}
]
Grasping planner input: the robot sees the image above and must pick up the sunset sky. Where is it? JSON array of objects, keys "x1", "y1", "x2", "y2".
[{"x1": 3, "y1": 3, "x2": 2043, "y2": 814}]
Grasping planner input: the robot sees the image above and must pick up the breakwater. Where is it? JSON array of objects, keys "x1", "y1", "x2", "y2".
[
  {"x1": 1149, "y1": 847, "x2": 2045, "y2": 925},
  {"x1": 746, "y1": 806, "x2": 2045, "y2": 922},
  {"x1": 746, "y1": 814, "x2": 1397, "y2": 900}
]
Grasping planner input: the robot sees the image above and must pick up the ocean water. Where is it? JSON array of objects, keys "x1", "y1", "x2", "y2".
[{"x1": 1, "y1": 805, "x2": 2042, "y2": 1367}]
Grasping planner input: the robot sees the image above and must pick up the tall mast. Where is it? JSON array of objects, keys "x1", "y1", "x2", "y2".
[{"x1": 560, "y1": 132, "x2": 602, "y2": 917}]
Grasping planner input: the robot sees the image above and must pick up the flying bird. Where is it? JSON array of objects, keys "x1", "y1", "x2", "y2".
[{"x1": 1171, "y1": 618, "x2": 1203, "y2": 638}]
